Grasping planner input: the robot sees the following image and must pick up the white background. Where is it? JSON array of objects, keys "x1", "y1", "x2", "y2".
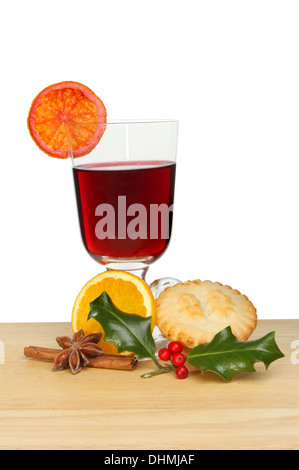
[{"x1": 1, "y1": 0, "x2": 299, "y2": 322}]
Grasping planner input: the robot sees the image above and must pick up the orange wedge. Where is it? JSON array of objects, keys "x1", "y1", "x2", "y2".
[
  {"x1": 27, "y1": 81, "x2": 106, "y2": 158},
  {"x1": 72, "y1": 271, "x2": 156, "y2": 355}
]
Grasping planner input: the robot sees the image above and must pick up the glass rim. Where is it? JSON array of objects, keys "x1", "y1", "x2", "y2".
[{"x1": 68, "y1": 119, "x2": 179, "y2": 126}]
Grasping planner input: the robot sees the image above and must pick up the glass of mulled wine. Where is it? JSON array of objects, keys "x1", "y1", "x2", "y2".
[{"x1": 70, "y1": 120, "x2": 179, "y2": 296}]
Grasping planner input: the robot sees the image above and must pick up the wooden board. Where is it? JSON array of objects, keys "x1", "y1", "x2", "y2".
[{"x1": 0, "y1": 320, "x2": 298, "y2": 450}]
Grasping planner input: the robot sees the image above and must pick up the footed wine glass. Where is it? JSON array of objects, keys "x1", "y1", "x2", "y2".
[{"x1": 69, "y1": 120, "x2": 180, "y2": 346}]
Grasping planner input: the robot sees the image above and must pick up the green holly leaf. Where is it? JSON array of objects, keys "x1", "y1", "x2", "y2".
[
  {"x1": 187, "y1": 326, "x2": 285, "y2": 381},
  {"x1": 87, "y1": 291, "x2": 156, "y2": 360}
]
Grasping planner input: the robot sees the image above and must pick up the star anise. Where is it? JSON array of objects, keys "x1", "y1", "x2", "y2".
[{"x1": 53, "y1": 330, "x2": 104, "y2": 374}]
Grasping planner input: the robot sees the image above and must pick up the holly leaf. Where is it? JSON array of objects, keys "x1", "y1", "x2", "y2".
[
  {"x1": 187, "y1": 326, "x2": 285, "y2": 381},
  {"x1": 87, "y1": 291, "x2": 156, "y2": 360}
]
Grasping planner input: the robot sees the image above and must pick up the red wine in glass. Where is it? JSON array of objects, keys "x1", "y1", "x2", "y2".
[{"x1": 73, "y1": 160, "x2": 176, "y2": 266}]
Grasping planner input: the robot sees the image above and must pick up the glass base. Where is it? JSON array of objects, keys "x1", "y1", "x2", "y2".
[
  {"x1": 150, "y1": 277, "x2": 182, "y2": 350},
  {"x1": 152, "y1": 325, "x2": 169, "y2": 351},
  {"x1": 149, "y1": 276, "x2": 182, "y2": 299},
  {"x1": 105, "y1": 266, "x2": 181, "y2": 353}
]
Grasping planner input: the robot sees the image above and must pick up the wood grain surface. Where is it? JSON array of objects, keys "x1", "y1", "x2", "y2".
[{"x1": 0, "y1": 320, "x2": 298, "y2": 450}]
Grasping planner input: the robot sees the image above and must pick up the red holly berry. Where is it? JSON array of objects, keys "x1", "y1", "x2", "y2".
[
  {"x1": 168, "y1": 341, "x2": 183, "y2": 355},
  {"x1": 171, "y1": 352, "x2": 186, "y2": 367},
  {"x1": 175, "y1": 365, "x2": 189, "y2": 379},
  {"x1": 158, "y1": 347, "x2": 172, "y2": 361}
]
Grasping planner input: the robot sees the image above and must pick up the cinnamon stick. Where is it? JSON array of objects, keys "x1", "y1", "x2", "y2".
[
  {"x1": 24, "y1": 346, "x2": 138, "y2": 371},
  {"x1": 24, "y1": 346, "x2": 58, "y2": 361}
]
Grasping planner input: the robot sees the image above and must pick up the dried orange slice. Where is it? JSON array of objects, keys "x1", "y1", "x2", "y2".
[
  {"x1": 72, "y1": 271, "x2": 156, "y2": 355},
  {"x1": 27, "y1": 81, "x2": 106, "y2": 158}
]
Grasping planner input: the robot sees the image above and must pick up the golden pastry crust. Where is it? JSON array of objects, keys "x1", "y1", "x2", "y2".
[{"x1": 156, "y1": 280, "x2": 257, "y2": 348}]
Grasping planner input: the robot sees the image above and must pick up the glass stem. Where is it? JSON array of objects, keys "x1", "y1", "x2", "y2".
[{"x1": 106, "y1": 266, "x2": 149, "y2": 281}]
